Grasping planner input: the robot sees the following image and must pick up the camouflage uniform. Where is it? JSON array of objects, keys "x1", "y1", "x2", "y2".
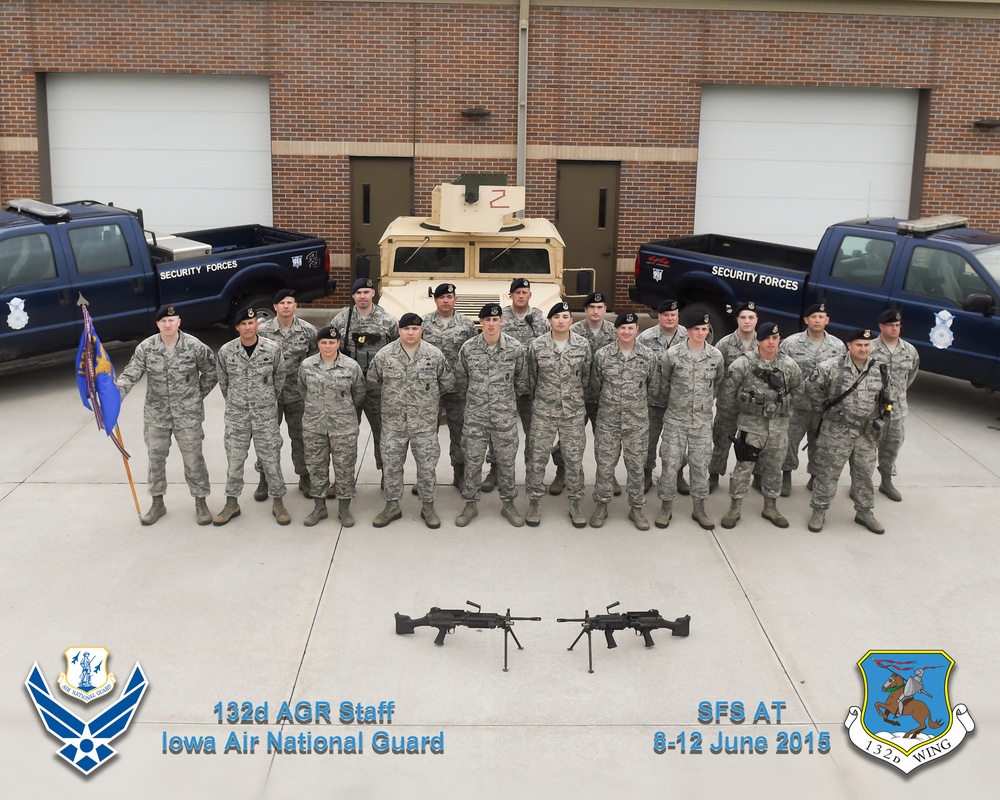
[
  {"x1": 299, "y1": 352, "x2": 366, "y2": 500},
  {"x1": 456, "y1": 332, "x2": 528, "y2": 502},
  {"x1": 570, "y1": 317, "x2": 616, "y2": 430},
  {"x1": 719, "y1": 351, "x2": 802, "y2": 499},
  {"x1": 657, "y1": 342, "x2": 725, "y2": 501},
  {"x1": 422, "y1": 310, "x2": 477, "y2": 468},
  {"x1": 870, "y1": 335, "x2": 920, "y2": 477},
  {"x1": 778, "y1": 331, "x2": 844, "y2": 474},
  {"x1": 117, "y1": 331, "x2": 217, "y2": 497},
  {"x1": 637, "y1": 324, "x2": 689, "y2": 474},
  {"x1": 329, "y1": 304, "x2": 399, "y2": 469},
  {"x1": 499, "y1": 305, "x2": 550, "y2": 462},
  {"x1": 256, "y1": 316, "x2": 317, "y2": 480},
  {"x1": 591, "y1": 342, "x2": 659, "y2": 508},
  {"x1": 807, "y1": 353, "x2": 885, "y2": 512},
  {"x1": 216, "y1": 336, "x2": 286, "y2": 498},
  {"x1": 708, "y1": 331, "x2": 758, "y2": 476},
  {"x1": 526, "y1": 332, "x2": 592, "y2": 501},
  {"x1": 367, "y1": 340, "x2": 454, "y2": 503}
]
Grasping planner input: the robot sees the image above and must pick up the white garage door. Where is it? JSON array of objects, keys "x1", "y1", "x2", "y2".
[
  {"x1": 694, "y1": 86, "x2": 918, "y2": 248},
  {"x1": 46, "y1": 73, "x2": 272, "y2": 232}
]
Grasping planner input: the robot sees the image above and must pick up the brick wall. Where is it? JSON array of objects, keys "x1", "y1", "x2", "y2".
[{"x1": 3, "y1": 2, "x2": 1000, "y2": 311}]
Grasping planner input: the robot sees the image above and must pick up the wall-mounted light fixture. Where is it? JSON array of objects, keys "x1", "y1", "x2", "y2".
[
  {"x1": 460, "y1": 107, "x2": 492, "y2": 118},
  {"x1": 972, "y1": 118, "x2": 1000, "y2": 129}
]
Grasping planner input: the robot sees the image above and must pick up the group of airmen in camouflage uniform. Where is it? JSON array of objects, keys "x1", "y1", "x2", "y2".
[{"x1": 117, "y1": 278, "x2": 918, "y2": 535}]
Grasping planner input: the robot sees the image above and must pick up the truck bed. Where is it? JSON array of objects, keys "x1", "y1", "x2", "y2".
[{"x1": 647, "y1": 234, "x2": 815, "y2": 271}]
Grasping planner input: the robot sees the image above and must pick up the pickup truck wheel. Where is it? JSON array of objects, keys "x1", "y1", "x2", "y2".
[
  {"x1": 683, "y1": 301, "x2": 733, "y2": 343},
  {"x1": 231, "y1": 295, "x2": 276, "y2": 327}
]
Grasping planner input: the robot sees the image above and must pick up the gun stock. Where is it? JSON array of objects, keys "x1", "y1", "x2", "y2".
[{"x1": 394, "y1": 612, "x2": 418, "y2": 635}]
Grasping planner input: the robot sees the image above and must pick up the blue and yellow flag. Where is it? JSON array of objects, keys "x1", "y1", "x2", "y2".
[{"x1": 76, "y1": 305, "x2": 127, "y2": 457}]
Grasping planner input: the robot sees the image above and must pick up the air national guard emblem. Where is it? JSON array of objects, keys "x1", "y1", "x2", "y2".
[
  {"x1": 845, "y1": 650, "x2": 974, "y2": 773},
  {"x1": 25, "y1": 651, "x2": 149, "y2": 775},
  {"x1": 58, "y1": 647, "x2": 115, "y2": 702}
]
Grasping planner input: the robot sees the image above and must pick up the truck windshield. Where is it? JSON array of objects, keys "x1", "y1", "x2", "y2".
[
  {"x1": 478, "y1": 247, "x2": 551, "y2": 275},
  {"x1": 392, "y1": 247, "x2": 465, "y2": 273},
  {"x1": 973, "y1": 244, "x2": 1000, "y2": 285}
]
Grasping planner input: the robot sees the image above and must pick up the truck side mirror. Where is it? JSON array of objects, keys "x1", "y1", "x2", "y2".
[
  {"x1": 576, "y1": 271, "x2": 594, "y2": 295},
  {"x1": 962, "y1": 293, "x2": 995, "y2": 314},
  {"x1": 354, "y1": 254, "x2": 371, "y2": 280}
]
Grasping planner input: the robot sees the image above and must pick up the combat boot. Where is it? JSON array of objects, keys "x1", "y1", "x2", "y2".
[
  {"x1": 298, "y1": 474, "x2": 310, "y2": 496},
  {"x1": 780, "y1": 470, "x2": 792, "y2": 497},
  {"x1": 720, "y1": 498, "x2": 742, "y2": 529},
  {"x1": 453, "y1": 463, "x2": 465, "y2": 489},
  {"x1": 481, "y1": 463, "x2": 499, "y2": 492},
  {"x1": 691, "y1": 498, "x2": 715, "y2": 530},
  {"x1": 708, "y1": 473, "x2": 720, "y2": 494},
  {"x1": 761, "y1": 497, "x2": 789, "y2": 528},
  {"x1": 303, "y1": 499, "x2": 328, "y2": 527},
  {"x1": 455, "y1": 502, "x2": 478, "y2": 527},
  {"x1": 808, "y1": 507, "x2": 825, "y2": 532},
  {"x1": 879, "y1": 471, "x2": 902, "y2": 502},
  {"x1": 855, "y1": 509, "x2": 885, "y2": 535},
  {"x1": 194, "y1": 497, "x2": 212, "y2": 526},
  {"x1": 643, "y1": 468, "x2": 653, "y2": 493},
  {"x1": 589, "y1": 503, "x2": 608, "y2": 528},
  {"x1": 272, "y1": 497, "x2": 291, "y2": 526},
  {"x1": 253, "y1": 474, "x2": 268, "y2": 502},
  {"x1": 568, "y1": 500, "x2": 587, "y2": 529},
  {"x1": 213, "y1": 497, "x2": 241, "y2": 526},
  {"x1": 420, "y1": 502, "x2": 441, "y2": 530},
  {"x1": 338, "y1": 498, "x2": 354, "y2": 528},
  {"x1": 655, "y1": 500, "x2": 673, "y2": 529},
  {"x1": 501, "y1": 500, "x2": 525, "y2": 528},
  {"x1": 525, "y1": 499, "x2": 541, "y2": 527},
  {"x1": 141, "y1": 496, "x2": 166, "y2": 526},
  {"x1": 628, "y1": 506, "x2": 650, "y2": 531},
  {"x1": 676, "y1": 469, "x2": 690, "y2": 496},
  {"x1": 549, "y1": 465, "x2": 566, "y2": 496},
  {"x1": 373, "y1": 501, "x2": 402, "y2": 528},
  {"x1": 411, "y1": 484, "x2": 419, "y2": 496}
]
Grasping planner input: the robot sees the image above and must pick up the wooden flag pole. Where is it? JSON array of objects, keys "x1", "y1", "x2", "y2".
[{"x1": 114, "y1": 425, "x2": 142, "y2": 519}]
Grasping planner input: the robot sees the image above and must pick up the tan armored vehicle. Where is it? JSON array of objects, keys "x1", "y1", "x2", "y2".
[{"x1": 362, "y1": 178, "x2": 592, "y2": 321}]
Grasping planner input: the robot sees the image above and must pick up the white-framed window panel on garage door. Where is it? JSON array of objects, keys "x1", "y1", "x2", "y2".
[
  {"x1": 45, "y1": 73, "x2": 273, "y2": 232},
  {"x1": 694, "y1": 85, "x2": 919, "y2": 248}
]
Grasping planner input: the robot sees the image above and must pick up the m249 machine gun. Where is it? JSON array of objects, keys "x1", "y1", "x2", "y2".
[
  {"x1": 394, "y1": 601, "x2": 542, "y2": 672},
  {"x1": 556, "y1": 601, "x2": 690, "y2": 673}
]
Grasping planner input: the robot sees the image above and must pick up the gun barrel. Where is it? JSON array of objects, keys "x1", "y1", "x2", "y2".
[
  {"x1": 509, "y1": 616, "x2": 543, "y2": 622},
  {"x1": 556, "y1": 618, "x2": 587, "y2": 623}
]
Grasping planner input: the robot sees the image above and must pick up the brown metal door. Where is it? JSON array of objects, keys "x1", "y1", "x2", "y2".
[
  {"x1": 350, "y1": 157, "x2": 413, "y2": 280},
  {"x1": 555, "y1": 161, "x2": 619, "y2": 308}
]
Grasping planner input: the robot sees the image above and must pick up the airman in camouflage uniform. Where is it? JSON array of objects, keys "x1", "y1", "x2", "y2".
[
  {"x1": 255, "y1": 289, "x2": 317, "y2": 499},
  {"x1": 329, "y1": 277, "x2": 399, "y2": 476},
  {"x1": 213, "y1": 307, "x2": 290, "y2": 526},
  {"x1": 299, "y1": 326, "x2": 366, "y2": 528},
  {"x1": 637, "y1": 299, "x2": 689, "y2": 494},
  {"x1": 805, "y1": 328, "x2": 888, "y2": 534},
  {"x1": 718, "y1": 322, "x2": 802, "y2": 529},
  {"x1": 870, "y1": 309, "x2": 920, "y2": 502},
  {"x1": 778, "y1": 303, "x2": 844, "y2": 495},
  {"x1": 590, "y1": 312, "x2": 660, "y2": 530},
  {"x1": 454, "y1": 303, "x2": 529, "y2": 528},
  {"x1": 570, "y1": 290, "x2": 620, "y2": 496},
  {"x1": 116, "y1": 305, "x2": 218, "y2": 526},
  {"x1": 525, "y1": 302, "x2": 592, "y2": 528},
  {"x1": 421, "y1": 282, "x2": 477, "y2": 489},
  {"x1": 655, "y1": 311, "x2": 725, "y2": 530},
  {"x1": 367, "y1": 313, "x2": 454, "y2": 529},
  {"x1": 709, "y1": 301, "x2": 759, "y2": 492}
]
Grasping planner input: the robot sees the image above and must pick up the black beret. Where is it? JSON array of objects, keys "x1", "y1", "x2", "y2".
[
  {"x1": 681, "y1": 309, "x2": 711, "y2": 328},
  {"x1": 735, "y1": 301, "x2": 757, "y2": 316},
  {"x1": 316, "y1": 326, "x2": 340, "y2": 341},
  {"x1": 233, "y1": 307, "x2": 257, "y2": 326},
  {"x1": 510, "y1": 278, "x2": 531, "y2": 293},
  {"x1": 878, "y1": 309, "x2": 902, "y2": 324},
  {"x1": 756, "y1": 321, "x2": 780, "y2": 341},
  {"x1": 615, "y1": 311, "x2": 639, "y2": 327},
  {"x1": 656, "y1": 299, "x2": 679, "y2": 314},
  {"x1": 845, "y1": 327, "x2": 874, "y2": 342},
  {"x1": 273, "y1": 288, "x2": 296, "y2": 304},
  {"x1": 583, "y1": 291, "x2": 607, "y2": 307},
  {"x1": 548, "y1": 301, "x2": 571, "y2": 319},
  {"x1": 156, "y1": 305, "x2": 179, "y2": 320},
  {"x1": 352, "y1": 277, "x2": 375, "y2": 293},
  {"x1": 434, "y1": 283, "x2": 457, "y2": 298},
  {"x1": 804, "y1": 302, "x2": 828, "y2": 317},
  {"x1": 479, "y1": 303, "x2": 503, "y2": 319},
  {"x1": 399, "y1": 312, "x2": 423, "y2": 328}
]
